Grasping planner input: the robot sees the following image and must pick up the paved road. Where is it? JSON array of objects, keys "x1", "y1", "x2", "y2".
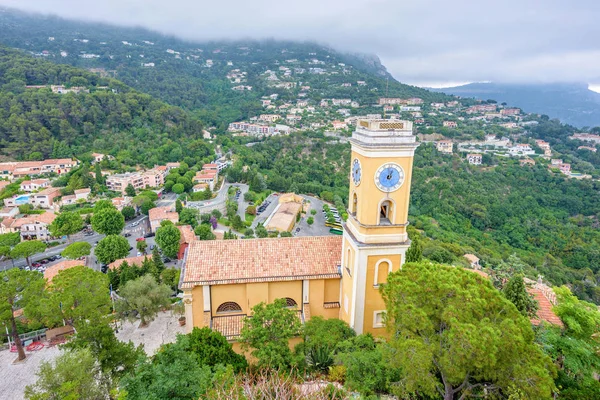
[{"x1": 250, "y1": 194, "x2": 279, "y2": 229}]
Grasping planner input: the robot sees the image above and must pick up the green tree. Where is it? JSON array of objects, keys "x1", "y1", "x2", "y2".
[
  {"x1": 280, "y1": 231, "x2": 292, "y2": 237},
  {"x1": 195, "y1": 224, "x2": 215, "y2": 240},
  {"x1": 93, "y1": 199, "x2": 115, "y2": 212},
  {"x1": 244, "y1": 228, "x2": 255, "y2": 238},
  {"x1": 11, "y1": 240, "x2": 46, "y2": 267},
  {"x1": 381, "y1": 261, "x2": 556, "y2": 400},
  {"x1": 136, "y1": 240, "x2": 148, "y2": 254},
  {"x1": 178, "y1": 327, "x2": 247, "y2": 372},
  {"x1": 179, "y1": 207, "x2": 199, "y2": 227},
  {"x1": 306, "y1": 216, "x2": 314, "y2": 225},
  {"x1": 503, "y1": 274, "x2": 538, "y2": 317},
  {"x1": 152, "y1": 246, "x2": 165, "y2": 274},
  {"x1": 61, "y1": 241, "x2": 91, "y2": 259},
  {"x1": 405, "y1": 232, "x2": 423, "y2": 263},
  {"x1": 211, "y1": 209, "x2": 222, "y2": 220},
  {"x1": 255, "y1": 224, "x2": 268, "y2": 238},
  {"x1": 64, "y1": 319, "x2": 144, "y2": 381},
  {"x1": 155, "y1": 221, "x2": 181, "y2": 259},
  {"x1": 0, "y1": 232, "x2": 21, "y2": 247},
  {"x1": 121, "y1": 205, "x2": 136, "y2": 221},
  {"x1": 24, "y1": 348, "x2": 110, "y2": 400},
  {"x1": 94, "y1": 162, "x2": 104, "y2": 185},
  {"x1": 160, "y1": 268, "x2": 180, "y2": 292},
  {"x1": 120, "y1": 336, "x2": 213, "y2": 400},
  {"x1": 125, "y1": 183, "x2": 136, "y2": 197},
  {"x1": 172, "y1": 183, "x2": 185, "y2": 194},
  {"x1": 0, "y1": 269, "x2": 45, "y2": 361},
  {"x1": 91, "y1": 207, "x2": 125, "y2": 235},
  {"x1": 175, "y1": 199, "x2": 183, "y2": 213},
  {"x1": 139, "y1": 198, "x2": 156, "y2": 215},
  {"x1": 239, "y1": 298, "x2": 301, "y2": 369},
  {"x1": 116, "y1": 275, "x2": 171, "y2": 327},
  {"x1": 94, "y1": 235, "x2": 129, "y2": 265},
  {"x1": 250, "y1": 173, "x2": 266, "y2": 192},
  {"x1": 42, "y1": 266, "x2": 110, "y2": 328}
]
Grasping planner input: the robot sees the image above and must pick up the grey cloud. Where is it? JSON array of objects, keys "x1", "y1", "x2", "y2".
[{"x1": 2, "y1": 0, "x2": 600, "y2": 86}]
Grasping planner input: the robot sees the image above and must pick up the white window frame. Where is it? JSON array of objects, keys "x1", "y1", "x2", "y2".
[
  {"x1": 373, "y1": 310, "x2": 386, "y2": 328},
  {"x1": 373, "y1": 259, "x2": 393, "y2": 288}
]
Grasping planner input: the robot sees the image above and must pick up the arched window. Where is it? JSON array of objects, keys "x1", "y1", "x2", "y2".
[
  {"x1": 374, "y1": 260, "x2": 392, "y2": 287},
  {"x1": 216, "y1": 302, "x2": 242, "y2": 314},
  {"x1": 284, "y1": 297, "x2": 297, "y2": 308},
  {"x1": 379, "y1": 200, "x2": 394, "y2": 225},
  {"x1": 351, "y1": 193, "x2": 358, "y2": 215}
]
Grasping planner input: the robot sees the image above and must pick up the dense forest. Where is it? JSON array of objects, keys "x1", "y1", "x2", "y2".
[{"x1": 0, "y1": 47, "x2": 212, "y2": 166}]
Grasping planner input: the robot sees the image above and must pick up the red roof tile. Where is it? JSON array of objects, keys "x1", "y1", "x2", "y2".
[
  {"x1": 181, "y1": 236, "x2": 342, "y2": 288},
  {"x1": 528, "y1": 288, "x2": 564, "y2": 327}
]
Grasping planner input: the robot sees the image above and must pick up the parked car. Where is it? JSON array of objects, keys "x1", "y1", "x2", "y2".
[
  {"x1": 31, "y1": 262, "x2": 41, "y2": 268},
  {"x1": 40, "y1": 259, "x2": 49, "y2": 264},
  {"x1": 150, "y1": 245, "x2": 155, "y2": 250},
  {"x1": 162, "y1": 257, "x2": 171, "y2": 263},
  {"x1": 123, "y1": 232, "x2": 132, "y2": 238},
  {"x1": 136, "y1": 237, "x2": 145, "y2": 242},
  {"x1": 47, "y1": 256, "x2": 57, "y2": 261},
  {"x1": 55, "y1": 255, "x2": 62, "y2": 260},
  {"x1": 144, "y1": 232, "x2": 155, "y2": 238},
  {"x1": 101, "y1": 265, "x2": 108, "y2": 273},
  {"x1": 129, "y1": 246, "x2": 133, "y2": 251},
  {"x1": 131, "y1": 221, "x2": 140, "y2": 227}
]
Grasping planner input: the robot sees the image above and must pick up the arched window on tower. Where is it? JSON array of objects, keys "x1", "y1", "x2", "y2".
[
  {"x1": 379, "y1": 200, "x2": 393, "y2": 225},
  {"x1": 351, "y1": 193, "x2": 358, "y2": 216},
  {"x1": 216, "y1": 302, "x2": 242, "y2": 314},
  {"x1": 374, "y1": 260, "x2": 391, "y2": 287},
  {"x1": 346, "y1": 248, "x2": 352, "y2": 277}
]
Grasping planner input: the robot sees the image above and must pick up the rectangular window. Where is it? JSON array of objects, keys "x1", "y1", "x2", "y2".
[{"x1": 373, "y1": 310, "x2": 386, "y2": 328}]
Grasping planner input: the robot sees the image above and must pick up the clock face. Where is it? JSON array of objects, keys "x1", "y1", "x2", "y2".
[
  {"x1": 375, "y1": 163, "x2": 405, "y2": 192},
  {"x1": 352, "y1": 159, "x2": 362, "y2": 186}
]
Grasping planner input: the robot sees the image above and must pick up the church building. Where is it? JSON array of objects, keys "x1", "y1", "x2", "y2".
[{"x1": 180, "y1": 119, "x2": 419, "y2": 339}]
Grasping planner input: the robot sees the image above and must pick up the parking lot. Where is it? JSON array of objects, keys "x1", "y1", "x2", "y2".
[{"x1": 294, "y1": 195, "x2": 338, "y2": 237}]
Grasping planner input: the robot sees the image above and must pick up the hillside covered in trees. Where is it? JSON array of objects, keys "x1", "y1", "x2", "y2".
[
  {"x1": 0, "y1": 7, "x2": 450, "y2": 129},
  {"x1": 0, "y1": 47, "x2": 212, "y2": 166}
]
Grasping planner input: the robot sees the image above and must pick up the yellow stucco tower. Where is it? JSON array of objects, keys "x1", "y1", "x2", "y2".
[{"x1": 340, "y1": 119, "x2": 419, "y2": 335}]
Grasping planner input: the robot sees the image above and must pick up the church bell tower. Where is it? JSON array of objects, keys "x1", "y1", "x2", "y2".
[{"x1": 340, "y1": 119, "x2": 419, "y2": 334}]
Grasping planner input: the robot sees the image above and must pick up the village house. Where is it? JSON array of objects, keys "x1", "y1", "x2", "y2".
[
  {"x1": 91, "y1": 153, "x2": 114, "y2": 164},
  {"x1": 0, "y1": 212, "x2": 57, "y2": 241},
  {"x1": 20, "y1": 179, "x2": 50, "y2": 192},
  {"x1": 106, "y1": 173, "x2": 145, "y2": 194},
  {"x1": 258, "y1": 114, "x2": 281, "y2": 123},
  {"x1": 570, "y1": 133, "x2": 600, "y2": 144},
  {"x1": 0, "y1": 207, "x2": 18, "y2": 219},
  {"x1": 0, "y1": 159, "x2": 76, "y2": 180},
  {"x1": 109, "y1": 255, "x2": 153, "y2": 270},
  {"x1": 509, "y1": 144, "x2": 535, "y2": 156},
  {"x1": 500, "y1": 122, "x2": 518, "y2": 129},
  {"x1": 466, "y1": 153, "x2": 482, "y2": 165},
  {"x1": 436, "y1": 140, "x2": 454, "y2": 154},
  {"x1": 332, "y1": 120, "x2": 348, "y2": 130},
  {"x1": 149, "y1": 206, "x2": 179, "y2": 233},
  {"x1": 194, "y1": 170, "x2": 217, "y2": 191},
  {"x1": 500, "y1": 108, "x2": 520, "y2": 116},
  {"x1": 30, "y1": 187, "x2": 61, "y2": 209},
  {"x1": 578, "y1": 145, "x2": 597, "y2": 152},
  {"x1": 463, "y1": 254, "x2": 481, "y2": 269},
  {"x1": 0, "y1": 181, "x2": 9, "y2": 192},
  {"x1": 535, "y1": 140, "x2": 552, "y2": 156},
  {"x1": 431, "y1": 103, "x2": 445, "y2": 109},
  {"x1": 74, "y1": 188, "x2": 91, "y2": 201},
  {"x1": 60, "y1": 195, "x2": 77, "y2": 206},
  {"x1": 520, "y1": 158, "x2": 535, "y2": 166},
  {"x1": 111, "y1": 197, "x2": 131, "y2": 211},
  {"x1": 177, "y1": 225, "x2": 196, "y2": 260},
  {"x1": 142, "y1": 167, "x2": 167, "y2": 188},
  {"x1": 193, "y1": 183, "x2": 209, "y2": 192},
  {"x1": 443, "y1": 121, "x2": 457, "y2": 128},
  {"x1": 558, "y1": 163, "x2": 571, "y2": 175},
  {"x1": 383, "y1": 105, "x2": 394, "y2": 112}
]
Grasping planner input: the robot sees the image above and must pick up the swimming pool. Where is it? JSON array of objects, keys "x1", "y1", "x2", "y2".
[{"x1": 14, "y1": 195, "x2": 30, "y2": 205}]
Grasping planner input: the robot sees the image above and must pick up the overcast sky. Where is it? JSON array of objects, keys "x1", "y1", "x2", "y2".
[{"x1": 2, "y1": 0, "x2": 600, "y2": 87}]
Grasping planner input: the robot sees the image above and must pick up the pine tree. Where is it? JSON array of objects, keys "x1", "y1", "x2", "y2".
[
  {"x1": 406, "y1": 233, "x2": 423, "y2": 263},
  {"x1": 152, "y1": 246, "x2": 165, "y2": 276},
  {"x1": 503, "y1": 274, "x2": 538, "y2": 317},
  {"x1": 95, "y1": 163, "x2": 104, "y2": 185},
  {"x1": 175, "y1": 199, "x2": 183, "y2": 213}
]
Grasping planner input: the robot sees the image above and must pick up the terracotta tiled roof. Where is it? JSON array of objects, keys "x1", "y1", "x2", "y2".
[
  {"x1": 0, "y1": 181, "x2": 10, "y2": 190},
  {"x1": 31, "y1": 179, "x2": 49, "y2": 185},
  {"x1": 74, "y1": 188, "x2": 91, "y2": 194},
  {"x1": 177, "y1": 225, "x2": 196, "y2": 245},
  {"x1": 42, "y1": 158, "x2": 73, "y2": 165},
  {"x1": 44, "y1": 260, "x2": 85, "y2": 283},
  {"x1": 148, "y1": 206, "x2": 178, "y2": 223},
  {"x1": 11, "y1": 212, "x2": 57, "y2": 227},
  {"x1": 36, "y1": 187, "x2": 61, "y2": 196},
  {"x1": 181, "y1": 236, "x2": 342, "y2": 288},
  {"x1": 528, "y1": 288, "x2": 564, "y2": 327},
  {"x1": 108, "y1": 254, "x2": 152, "y2": 270}
]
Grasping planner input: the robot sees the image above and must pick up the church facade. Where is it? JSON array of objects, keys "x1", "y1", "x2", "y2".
[{"x1": 180, "y1": 119, "x2": 419, "y2": 339}]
